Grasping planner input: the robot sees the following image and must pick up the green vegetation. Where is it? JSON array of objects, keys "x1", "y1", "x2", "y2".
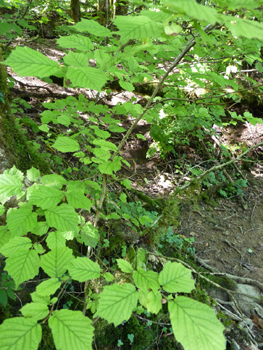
[{"x1": 0, "y1": 0, "x2": 263, "y2": 349}]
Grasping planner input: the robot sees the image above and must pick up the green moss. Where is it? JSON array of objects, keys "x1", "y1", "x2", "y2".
[
  {"x1": 39, "y1": 325, "x2": 55, "y2": 350},
  {"x1": 0, "y1": 48, "x2": 50, "y2": 174}
]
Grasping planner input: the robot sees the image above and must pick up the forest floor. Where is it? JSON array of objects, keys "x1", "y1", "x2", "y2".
[{"x1": 8, "y1": 38, "x2": 263, "y2": 349}]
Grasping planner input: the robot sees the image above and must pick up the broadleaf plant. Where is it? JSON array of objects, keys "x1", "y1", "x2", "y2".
[{"x1": 1, "y1": 0, "x2": 263, "y2": 349}]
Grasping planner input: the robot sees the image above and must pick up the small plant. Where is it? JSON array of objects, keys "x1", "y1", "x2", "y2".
[{"x1": 159, "y1": 226, "x2": 195, "y2": 255}]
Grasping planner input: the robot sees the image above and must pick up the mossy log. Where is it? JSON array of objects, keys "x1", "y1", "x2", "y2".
[{"x1": 0, "y1": 47, "x2": 50, "y2": 174}]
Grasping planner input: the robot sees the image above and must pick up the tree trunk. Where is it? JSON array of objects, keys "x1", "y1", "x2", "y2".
[
  {"x1": 98, "y1": 0, "x2": 112, "y2": 26},
  {"x1": 0, "y1": 47, "x2": 50, "y2": 174},
  {"x1": 115, "y1": 0, "x2": 128, "y2": 16},
  {"x1": 70, "y1": 0, "x2": 81, "y2": 23}
]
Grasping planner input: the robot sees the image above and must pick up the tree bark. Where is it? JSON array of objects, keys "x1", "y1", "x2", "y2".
[
  {"x1": 70, "y1": 0, "x2": 81, "y2": 23},
  {"x1": 0, "y1": 47, "x2": 50, "y2": 174},
  {"x1": 115, "y1": 0, "x2": 128, "y2": 16}
]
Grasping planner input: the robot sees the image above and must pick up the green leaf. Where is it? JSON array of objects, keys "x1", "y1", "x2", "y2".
[
  {"x1": 45, "y1": 204, "x2": 79, "y2": 235},
  {"x1": 41, "y1": 247, "x2": 74, "y2": 278},
  {"x1": 0, "y1": 289, "x2": 7, "y2": 307},
  {"x1": 136, "y1": 248, "x2": 146, "y2": 269},
  {"x1": 133, "y1": 268, "x2": 160, "y2": 291},
  {"x1": 0, "y1": 237, "x2": 32, "y2": 257},
  {"x1": 64, "y1": 51, "x2": 92, "y2": 68},
  {"x1": 159, "y1": 261, "x2": 195, "y2": 293},
  {"x1": 3, "y1": 46, "x2": 60, "y2": 77},
  {"x1": 224, "y1": 16, "x2": 263, "y2": 40},
  {"x1": 0, "y1": 173, "x2": 23, "y2": 204},
  {"x1": 104, "y1": 272, "x2": 115, "y2": 282},
  {"x1": 32, "y1": 221, "x2": 49, "y2": 236},
  {"x1": 119, "y1": 80, "x2": 134, "y2": 92},
  {"x1": 67, "y1": 66, "x2": 108, "y2": 91},
  {"x1": 27, "y1": 167, "x2": 40, "y2": 182},
  {"x1": 20, "y1": 302, "x2": 49, "y2": 320},
  {"x1": 57, "y1": 35, "x2": 94, "y2": 51},
  {"x1": 49, "y1": 309, "x2": 94, "y2": 350},
  {"x1": 73, "y1": 19, "x2": 112, "y2": 37},
  {"x1": 7, "y1": 206, "x2": 38, "y2": 238},
  {"x1": 117, "y1": 259, "x2": 133, "y2": 273},
  {"x1": 77, "y1": 222, "x2": 100, "y2": 248},
  {"x1": 5, "y1": 250, "x2": 40, "y2": 287},
  {"x1": 139, "y1": 289, "x2": 162, "y2": 314},
  {"x1": 114, "y1": 16, "x2": 163, "y2": 42},
  {"x1": 0, "y1": 204, "x2": 4, "y2": 216},
  {"x1": 169, "y1": 296, "x2": 225, "y2": 350},
  {"x1": 0, "y1": 318, "x2": 42, "y2": 350},
  {"x1": 66, "y1": 190, "x2": 92, "y2": 211},
  {"x1": 0, "y1": 226, "x2": 11, "y2": 248},
  {"x1": 41, "y1": 174, "x2": 67, "y2": 189},
  {"x1": 98, "y1": 157, "x2": 122, "y2": 175},
  {"x1": 28, "y1": 185, "x2": 64, "y2": 209},
  {"x1": 68, "y1": 257, "x2": 101, "y2": 282},
  {"x1": 36, "y1": 278, "x2": 61, "y2": 296},
  {"x1": 53, "y1": 136, "x2": 80, "y2": 152},
  {"x1": 163, "y1": 0, "x2": 218, "y2": 24},
  {"x1": 46, "y1": 231, "x2": 66, "y2": 250},
  {"x1": 95, "y1": 283, "x2": 138, "y2": 326},
  {"x1": 31, "y1": 292, "x2": 50, "y2": 305}
]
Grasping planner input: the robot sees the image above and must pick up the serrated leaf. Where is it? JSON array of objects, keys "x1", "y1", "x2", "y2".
[
  {"x1": 133, "y1": 268, "x2": 160, "y2": 291},
  {"x1": 49, "y1": 309, "x2": 94, "y2": 350},
  {"x1": 104, "y1": 272, "x2": 115, "y2": 282},
  {"x1": 117, "y1": 259, "x2": 133, "y2": 273},
  {"x1": 0, "y1": 237, "x2": 32, "y2": 257},
  {"x1": 67, "y1": 66, "x2": 108, "y2": 91},
  {"x1": 57, "y1": 114, "x2": 71, "y2": 127},
  {"x1": 169, "y1": 296, "x2": 225, "y2": 350},
  {"x1": 53, "y1": 136, "x2": 80, "y2": 153},
  {"x1": 66, "y1": 190, "x2": 91, "y2": 211},
  {"x1": 33, "y1": 243, "x2": 45, "y2": 255},
  {"x1": 119, "y1": 80, "x2": 134, "y2": 92},
  {"x1": 74, "y1": 18, "x2": 112, "y2": 37},
  {"x1": 0, "y1": 289, "x2": 7, "y2": 307},
  {"x1": 0, "y1": 318, "x2": 42, "y2": 350},
  {"x1": 46, "y1": 231, "x2": 66, "y2": 250},
  {"x1": 98, "y1": 157, "x2": 122, "y2": 175},
  {"x1": 159, "y1": 261, "x2": 195, "y2": 293},
  {"x1": 164, "y1": 0, "x2": 218, "y2": 24},
  {"x1": 224, "y1": 16, "x2": 263, "y2": 40},
  {"x1": 41, "y1": 247, "x2": 74, "y2": 278},
  {"x1": 67, "y1": 180, "x2": 85, "y2": 193},
  {"x1": 139, "y1": 289, "x2": 162, "y2": 314},
  {"x1": 41, "y1": 174, "x2": 67, "y2": 189},
  {"x1": 3, "y1": 46, "x2": 60, "y2": 77},
  {"x1": 77, "y1": 222, "x2": 100, "y2": 248},
  {"x1": 29, "y1": 185, "x2": 64, "y2": 209},
  {"x1": 31, "y1": 292, "x2": 50, "y2": 305},
  {"x1": 0, "y1": 173, "x2": 23, "y2": 204},
  {"x1": 5, "y1": 250, "x2": 40, "y2": 287},
  {"x1": 114, "y1": 16, "x2": 163, "y2": 42},
  {"x1": 27, "y1": 167, "x2": 40, "y2": 182},
  {"x1": 7, "y1": 206, "x2": 38, "y2": 238},
  {"x1": 32, "y1": 221, "x2": 49, "y2": 236},
  {"x1": 20, "y1": 302, "x2": 49, "y2": 320},
  {"x1": 95, "y1": 283, "x2": 138, "y2": 326},
  {"x1": 57, "y1": 34, "x2": 94, "y2": 51},
  {"x1": 92, "y1": 126, "x2": 111, "y2": 139},
  {"x1": 45, "y1": 204, "x2": 79, "y2": 234},
  {"x1": 68, "y1": 257, "x2": 100, "y2": 282},
  {"x1": 36, "y1": 278, "x2": 61, "y2": 296},
  {"x1": 0, "y1": 226, "x2": 11, "y2": 248},
  {"x1": 64, "y1": 51, "x2": 91, "y2": 68}
]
